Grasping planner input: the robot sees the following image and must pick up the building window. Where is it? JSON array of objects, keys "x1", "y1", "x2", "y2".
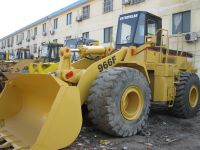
[
  {"x1": 11, "y1": 37, "x2": 14, "y2": 47},
  {"x1": 33, "y1": 44, "x2": 37, "y2": 53},
  {"x1": 1, "y1": 42, "x2": 3, "y2": 49},
  {"x1": 7, "y1": 39, "x2": 10, "y2": 47},
  {"x1": 82, "y1": 32, "x2": 89, "y2": 38},
  {"x1": 34, "y1": 27, "x2": 37, "y2": 36},
  {"x1": 21, "y1": 33, "x2": 24, "y2": 41},
  {"x1": 172, "y1": 11, "x2": 191, "y2": 34},
  {"x1": 27, "y1": 30, "x2": 31, "y2": 39},
  {"x1": 66, "y1": 13, "x2": 72, "y2": 25},
  {"x1": 43, "y1": 23, "x2": 47, "y2": 32},
  {"x1": 104, "y1": 27, "x2": 113, "y2": 43},
  {"x1": 54, "y1": 18, "x2": 58, "y2": 29},
  {"x1": 103, "y1": 0, "x2": 113, "y2": 13},
  {"x1": 16, "y1": 35, "x2": 19, "y2": 43},
  {"x1": 82, "y1": 5, "x2": 90, "y2": 20}
]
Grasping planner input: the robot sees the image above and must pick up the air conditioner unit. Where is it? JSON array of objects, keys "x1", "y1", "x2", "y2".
[
  {"x1": 32, "y1": 36, "x2": 36, "y2": 40},
  {"x1": 185, "y1": 32, "x2": 198, "y2": 42},
  {"x1": 122, "y1": 0, "x2": 131, "y2": 5},
  {"x1": 50, "y1": 30, "x2": 55, "y2": 35},
  {"x1": 76, "y1": 15, "x2": 83, "y2": 22},
  {"x1": 130, "y1": 0, "x2": 145, "y2": 5},
  {"x1": 42, "y1": 32, "x2": 47, "y2": 36}
]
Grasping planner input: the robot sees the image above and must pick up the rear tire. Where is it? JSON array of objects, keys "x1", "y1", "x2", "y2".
[
  {"x1": 171, "y1": 72, "x2": 200, "y2": 118},
  {"x1": 87, "y1": 67, "x2": 151, "y2": 137}
]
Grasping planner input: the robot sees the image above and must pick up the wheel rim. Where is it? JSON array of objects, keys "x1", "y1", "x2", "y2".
[
  {"x1": 120, "y1": 86, "x2": 144, "y2": 121},
  {"x1": 189, "y1": 85, "x2": 199, "y2": 108}
]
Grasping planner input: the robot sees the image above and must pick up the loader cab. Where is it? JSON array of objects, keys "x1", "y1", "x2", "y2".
[
  {"x1": 0, "y1": 52, "x2": 6, "y2": 60},
  {"x1": 116, "y1": 11, "x2": 162, "y2": 49},
  {"x1": 65, "y1": 37, "x2": 99, "y2": 62},
  {"x1": 65, "y1": 37, "x2": 99, "y2": 49},
  {"x1": 15, "y1": 48, "x2": 31, "y2": 60},
  {"x1": 41, "y1": 42, "x2": 63, "y2": 62}
]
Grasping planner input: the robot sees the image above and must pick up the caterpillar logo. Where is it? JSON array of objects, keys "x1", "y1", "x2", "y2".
[{"x1": 120, "y1": 14, "x2": 138, "y2": 21}]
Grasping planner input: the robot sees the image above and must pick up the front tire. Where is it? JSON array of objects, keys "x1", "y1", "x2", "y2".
[{"x1": 87, "y1": 67, "x2": 151, "y2": 137}]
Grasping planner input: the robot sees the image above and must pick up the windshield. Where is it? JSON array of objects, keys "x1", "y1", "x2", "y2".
[
  {"x1": 24, "y1": 50, "x2": 31, "y2": 59},
  {"x1": 66, "y1": 39, "x2": 78, "y2": 49},
  {"x1": 116, "y1": 13, "x2": 139, "y2": 45},
  {"x1": 41, "y1": 46, "x2": 49, "y2": 57},
  {"x1": 16, "y1": 50, "x2": 30, "y2": 59},
  {"x1": 50, "y1": 47, "x2": 59, "y2": 59}
]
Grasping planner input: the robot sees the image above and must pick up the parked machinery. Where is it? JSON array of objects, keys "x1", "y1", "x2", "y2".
[
  {"x1": 0, "y1": 11, "x2": 199, "y2": 150},
  {"x1": 65, "y1": 37, "x2": 99, "y2": 61},
  {"x1": 29, "y1": 39, "x2": 99, "y2": 74},
  {"x1": 0, "y1": 44, "x2": 63, "y2": 91},
  {"x1": 39, "y1": 42, "x2": 64, "y2": 62},
  {"x1": 0, "y1": 51, "x2": 7, "y2": 61},
  {"x1": 28, "y1": 42, "x2": 64, "y2": 74},
  {"x1": 0, "y1": 48, "x2": 33, "y2": 92}
]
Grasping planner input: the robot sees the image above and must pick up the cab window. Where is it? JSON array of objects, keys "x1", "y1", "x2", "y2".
[{"x1": 147, "y1": 19, "x2": 157, "y2": 35}]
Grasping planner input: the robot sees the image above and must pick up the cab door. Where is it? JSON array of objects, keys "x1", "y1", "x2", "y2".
[{"x1": 146, "y1": 14, "x2": 162, "y2": 46}]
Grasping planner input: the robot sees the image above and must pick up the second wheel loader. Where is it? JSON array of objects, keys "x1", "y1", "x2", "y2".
[
  {"x1": 28, "y1": 42, "x2": 64, "y2": 74},
  {"x1": 29, "y1": 38, "x2": 99, "y2": 74},
  {"x1": 0, "y1": 11, "x2": 199, "y2": 150},
  {"x1": 0, "y1": 48, "x2": 33, "y2": 92}
]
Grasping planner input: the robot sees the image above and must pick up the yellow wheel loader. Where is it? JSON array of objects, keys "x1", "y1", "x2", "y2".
[
  {"x1": 65, "y1": 37, "x2": 99, "y2": 62},
  {"x1": 1, "y1": 43, "x2": 64, "y2": 91},
  {"x1": 0, "y1": 11, "x2": 199, "y2": 150},
  {"x1": 29, "y1": 38, "x2": 99, "y2": 74},
  {"x1": 0, "y1": 48, "x2": 34, "y2": 92},
  {"x1": 0, "y1": 52, "x2": 7, "y2": 61},
  {"x1": 28, "y1": 42, "x2": 64, "y2": 74}
]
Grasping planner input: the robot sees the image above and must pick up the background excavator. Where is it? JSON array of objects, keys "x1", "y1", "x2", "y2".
[{"x1": 0, "y1": 11, "x2": 199, "y2": 150}]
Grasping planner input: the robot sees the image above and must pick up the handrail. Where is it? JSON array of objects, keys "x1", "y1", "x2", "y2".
[
  {"x1": 156, "y1": 29, "x2": 169, "y2": 63},
  {"x1": 155, "y1": 29, "x2": 185, "y2": 63}
]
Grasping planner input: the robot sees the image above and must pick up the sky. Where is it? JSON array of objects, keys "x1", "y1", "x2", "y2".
[{"x1": 0, "y1": 0, "x2": 77, "y2": 39}]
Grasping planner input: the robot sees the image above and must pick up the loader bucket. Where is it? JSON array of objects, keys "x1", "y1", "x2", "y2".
[
  {"x1": 2, "y1": 72, "x2": 20, "y2": 80},
  {"x1": 0, "y1": 74, "x2": 82, "y2": 150}
]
